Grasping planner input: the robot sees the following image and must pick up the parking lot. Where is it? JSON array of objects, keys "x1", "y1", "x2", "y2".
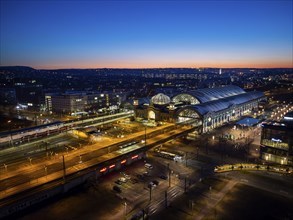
[{"x1": 95, "y1": 154, "x2": 194, "y2": 218}]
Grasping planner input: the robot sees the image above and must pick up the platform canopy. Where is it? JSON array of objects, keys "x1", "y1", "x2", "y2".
[{"x1": 236, "y1": 117, "x2": 260, "y2": 126}]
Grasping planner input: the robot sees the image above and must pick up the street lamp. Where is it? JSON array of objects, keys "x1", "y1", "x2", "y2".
[
  {"x1": 167, "y1": 163, "x2": 171, "y2": 187},
  {"x1": 44, "y1": 165, "x2": 48, "y2": 179},
  {"x1": 7, "y1": 120, "x2": 13, "y2": 147},
  {"x1": 124, "y1": 202, "x2": 127, "y2": 218},
  {"x1": 28, "y1": 157, "x2": 32, "y2": 165},
  {"x1": 4, "y1": 164, "x2": 7, "y2": 172},
  {"x1": 144, "y1": 126, "x2": 147, "y2": 147}
]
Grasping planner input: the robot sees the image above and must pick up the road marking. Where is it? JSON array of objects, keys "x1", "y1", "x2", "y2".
[{"x1": 279, "y1": 190, "x2": 288, "y2": 195}]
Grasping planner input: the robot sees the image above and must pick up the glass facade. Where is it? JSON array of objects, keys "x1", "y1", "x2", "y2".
[{"x1": 260, "y1": 124, "x2": 293, "y2": 165}]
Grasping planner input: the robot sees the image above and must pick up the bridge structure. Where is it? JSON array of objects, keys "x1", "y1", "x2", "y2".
[{"x1": 0, "y1": 111, "x2": 134, "y2": 148}]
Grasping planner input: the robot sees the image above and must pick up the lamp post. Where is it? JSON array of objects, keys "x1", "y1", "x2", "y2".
[
  {"x1": 144, "y1": 126, "x2": 147, "y2": 147},
  {"x1": 44, "y1": 165, "x2": 48, "y2": 179},
  {"x1": 7, "y1": 120, "x2": 13, "y2": 147},
  {"x1": 62, "y1": 155, "x2": 66, "y2": 181},
  {"x1": 28, "y1": 157, "x2": 32, "y2": 166},
  {"x1": 4, "y1": 163, "x2": 7, "y2": 172},
  {"x1": 149, "y1": 186, "x2": 152, "y2": 201},
  {"x1": 168, "y1": 163, "x2": 171, "y2": 187},
  {"x1": 165, "y1": 190, "x2": 168, "y2": 207},
  {"x1": 124, "y1": 202, "x2": 127, "y2": 218}
]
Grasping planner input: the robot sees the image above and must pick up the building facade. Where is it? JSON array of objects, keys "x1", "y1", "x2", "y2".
[
  {"x1": 260, "y1": 113, "x2": 293, "y2": 165},
  {"x1": 45, "y1": 92, "x2": 124, "y2": 114}
]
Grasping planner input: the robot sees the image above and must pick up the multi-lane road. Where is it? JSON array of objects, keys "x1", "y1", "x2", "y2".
[{"x1": 0, "y1": 121, "x2": 193, "y2": 201}]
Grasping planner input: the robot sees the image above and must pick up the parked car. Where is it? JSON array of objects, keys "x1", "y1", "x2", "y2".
[
  {"x1": 131, "y1": 179, "x2": 138, "y2": 184},
  {"x1": 115, "y1": 180, "x2": 123, "y2": 185},
  {"x1": 159, "y1": 174, "x2": 167, "y2": 180},
  {"x1": 145, "y1": 163, "x2": 153, "y2": 169},
  {"x1": 119, "y1": 177, "x2": 127, "y2": 183},
  {"x1": 136, "y1": 174, "x2": 145, "y2": 181},
  {"x1": 148, "y1": 182, "x2": 156, "y2": 189},
  {"x1": 113, "y1": 185, "x2": 122, "y2": 193},
  {"x1": 143, "y1": 171, "x2": 151, "y2": 177},
  {"x1": 152, "y1": 180, "x2": 159, "y2": 186}
]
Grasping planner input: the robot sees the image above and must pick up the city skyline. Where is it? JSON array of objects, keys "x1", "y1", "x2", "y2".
[{"x1": 1, "y1": 0, "x2": 292, "y2": 69}]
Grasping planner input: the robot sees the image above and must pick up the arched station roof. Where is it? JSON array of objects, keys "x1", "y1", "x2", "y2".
[
  {"x1": 151, "y1": 93, "x2": 171, "y2": 105},
  {"x1": 176, "y1": 91, "x2": 265, "y2": 116},
  {"x1": 172, "y1": 85, "x2": 245, "y2": 104}
]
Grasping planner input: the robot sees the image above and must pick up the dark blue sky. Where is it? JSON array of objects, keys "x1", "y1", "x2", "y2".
[{"x1": 1, "y1": 0, "x2": 292, "y2": 68}]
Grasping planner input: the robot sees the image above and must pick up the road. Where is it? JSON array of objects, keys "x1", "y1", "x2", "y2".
[{"x1": 0, "y1": 124, "x2": 192, "y2": 201}]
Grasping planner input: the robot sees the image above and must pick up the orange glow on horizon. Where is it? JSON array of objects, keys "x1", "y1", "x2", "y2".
[{"x1": 34, "y1": 60, "x2": 293, "y2": 69}]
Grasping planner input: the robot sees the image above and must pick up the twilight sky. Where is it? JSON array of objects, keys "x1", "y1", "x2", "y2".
[{"x1": 0, "y1": 0, "x2": 292, "y2": 69}]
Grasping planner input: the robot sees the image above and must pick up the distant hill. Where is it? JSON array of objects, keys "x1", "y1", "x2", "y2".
[{"x1": 0, "y1": 66, "x2": 35, "y2": 71}]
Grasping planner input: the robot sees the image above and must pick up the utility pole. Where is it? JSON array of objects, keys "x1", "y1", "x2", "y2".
[
  {"x1": 142, "y1": 209, "x2": 145, "y2": 220},
  {"x1": 149, "y1": 186, "x2": 152, "y2": 201},
  {"x1": 124, "y1": 202, "x2": 127, "y2": 219},
  {"x1": 62, "y1": 155, "x2": 66, "y2": 181},
  {"x1": 144, "y1": 126, "x2": 147, "y2": 147},
  {"x1": 44, "y1": 165, "x2": 48, "y2": 179},
  {"x1": 168, "y1": 163, "x2": 171, "y2": 187},
  {"x1": 165, "y1": 190, "x2": 168, "y2": 207}
]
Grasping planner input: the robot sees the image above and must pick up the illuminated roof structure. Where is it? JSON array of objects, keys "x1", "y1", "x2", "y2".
[
  {"x1": 134, "y1": 85, "x2": 266, "y2": 134},
  {"x1": 186, "y1": 91, "x2": 264, "y2": 115},
  {"x1": 151, "y1": 93, "x2": 171, "y2": 105},
  {"x1": 172, "y1": 85, "x2": 245, "y2": 104}
]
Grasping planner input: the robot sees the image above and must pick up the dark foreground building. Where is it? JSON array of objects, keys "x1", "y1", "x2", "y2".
[{"x1": 260, "y1": 112, "x2": 293, "y2": 165}]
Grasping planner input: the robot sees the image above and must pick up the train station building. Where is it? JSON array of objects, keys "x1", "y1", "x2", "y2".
[{"x1": 134, "y1": 85, "x2": 266, "y2": 134}]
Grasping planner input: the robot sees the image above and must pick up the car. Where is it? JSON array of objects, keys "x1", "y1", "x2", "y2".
[
  {"x1": 136, "y1": 174, "x2": 145, "y2": 180},
  {"x1": 131, "y1": 179, "x2": 138, "y2": 184},
  {"x1": 115, "y1": 180, "x2": 123, "y2": 185},
  {"x1": 148, "y1": 182, "x2": 156, "y2": 189},
  {"x1": 144, "y1": 163, "x2": 153, "y2": 169},
  {"x1": 119, "y1": 177, "x2": 127, "y2": 183},
  {"x1": 143, "y1": 171, "x2": 151, "y2": 177},
  {"x1": 159, "y1": 174, "x2": 167, "y2": 180},
  {"x1": 152, "y1": 180, "x2": 159, "y2": 186},
  {"x1": 113, "y1": 185, "x2": 122, "y2": 193},
  {"x1": 124, "y1": 174, "x2": 131, "y2": 179}
]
